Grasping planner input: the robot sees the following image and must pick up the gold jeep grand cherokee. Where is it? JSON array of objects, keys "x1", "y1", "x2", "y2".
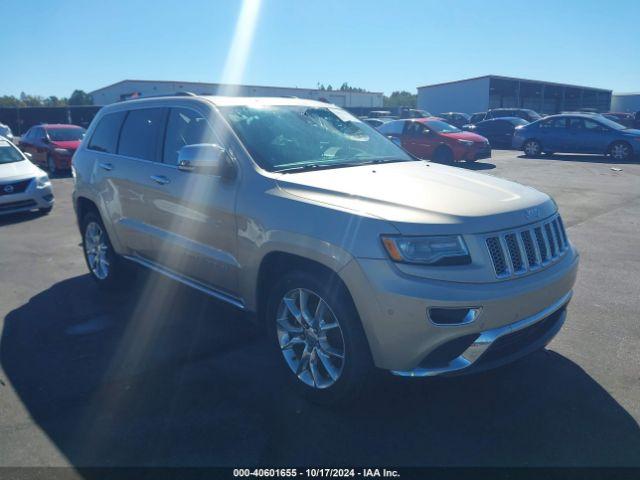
[{"x1": 72, "y1": 95, "x2": 579, "y2": 404}]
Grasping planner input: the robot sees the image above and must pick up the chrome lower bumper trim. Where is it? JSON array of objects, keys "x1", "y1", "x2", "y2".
[{"x1": 391, "y1": 290, "x2": 573, "y2": 377}]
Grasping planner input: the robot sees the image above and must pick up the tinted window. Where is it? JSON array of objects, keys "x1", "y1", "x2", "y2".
[
  {"x1": 378, "y1": 120, "x2": 405, "y2": 136},
  {"x1": 118, "y1": 108, "x2": 166, "y2": 161},
  {"x1": 424, "y1": 120, "x2": 461, "y2": 133},
  {"x1": 163, "y1": 108, "x2": 218, "y2": 165},
  {"x1": 405, "y1": 121, "x2": 426, "y2": 137},
  {"x1": 567, "y1": 118, "x2": 584, "y2": 130},
  {"x1": 88, "y1": 112, "x2": 126, "y2": 153},
  {"x1": 47, "y1": 127, "x2": 86, "y2": 141},
  {"x1": 0, "y1": 139, "x2": 24, "y2": 164},
  {"x1": 540, "y1": 118, "x2": 567, "y2": 129}
]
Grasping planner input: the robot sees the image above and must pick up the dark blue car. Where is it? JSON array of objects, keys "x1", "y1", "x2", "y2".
[{"x1": 512, "y1": 113, "x2": 640, "y2": 161}]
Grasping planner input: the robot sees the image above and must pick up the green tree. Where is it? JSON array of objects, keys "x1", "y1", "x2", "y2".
[
  {"x1": 68, "y1": 90, "x2": 93, "y2": 105},
  {"x1": 19, "y1": 92, "x2": 45, "y2": 107},
  {"x1": 383, "y1": 90, "x2": 417, "y2": 108},
  {"x1": 0, "y1": 95, "x2": 21, "y2": 107}
]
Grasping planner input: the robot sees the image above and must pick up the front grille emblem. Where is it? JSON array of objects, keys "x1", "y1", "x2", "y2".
[
  {"x1": 3, "y1": 185, "x2": 14, "y2": 194},
  {"x1": 524, "y1": 207, "x2": 540, "y2": 220}
]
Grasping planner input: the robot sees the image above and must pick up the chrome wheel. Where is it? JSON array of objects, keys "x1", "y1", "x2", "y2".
[
  {"x1": 276, "y1": 288, "x2": 345, "y2": 389},
  {"x1": 524, "y1": 140, "x2": 540, "y2": 156},
  {"x1": 611, "y1": 143, "x2": 630, "y2": 160},
  {"x1": 84, "y1": 221, "x2": 110, "y2": 280}
]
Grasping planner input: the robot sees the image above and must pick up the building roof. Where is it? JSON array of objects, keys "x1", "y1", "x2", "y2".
[
  {"x1": 612, "y1": 92, "x2": 640, "y2": 96},
  {"x1": 418, "y1": 75, "x2": 611, "y2": 92},
  {"x1": 89, "y1": 79, "x2": 383, "y2": 96}
]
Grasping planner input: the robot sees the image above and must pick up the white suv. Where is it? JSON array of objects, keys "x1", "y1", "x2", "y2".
[{"x1": 72, "y1": 95, "x2": 579, "y2": 403}]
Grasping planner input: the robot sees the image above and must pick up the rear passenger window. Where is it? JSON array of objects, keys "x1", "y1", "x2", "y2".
[
  {"x1": 118, "y1": 108, "x2": 166, "y2": 161},
  {"x1": 88, "y1": 112, "x2": 126, "y2": 153},
  {"x1": 378, "y1": 121, "x2": 404, "y2": 136},
  {"x1": 163, "y1": 108, "x2": 218, "y2": 165}
]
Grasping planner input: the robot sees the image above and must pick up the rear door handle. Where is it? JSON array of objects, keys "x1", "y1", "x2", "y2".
[
  {"x1": 150, "y1": 175, "x2": 170, "y2": 185},
  {"x1": 98, "y1": 162, "x2": 114, "y2": 171}
]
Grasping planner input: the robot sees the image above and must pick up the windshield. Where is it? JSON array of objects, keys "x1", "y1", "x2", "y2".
[
  {"x1": 0, "y1": 125, "x2": 12, "y2": 136},
  {"x1": 596, "y1": 116, "x2": 626, "y2": 130},
  {"x1": 425, "y1": 120, "x2": 462, "y2": 133},
  {"x1": 509, "y1": 118, "x2": 529, "y2": 126},
  {"x1": 218, "y1": 105, "x2": 413, "y2": 172},
  {"x1": 0, "y1": 139, "x2": 25, "y2": 164},
  {"x1": 524, "y1": 110, "x2": 542, "y2": 120},
  {"x1": 46, "y1": 127, "x2": 85, "y2": 141}
]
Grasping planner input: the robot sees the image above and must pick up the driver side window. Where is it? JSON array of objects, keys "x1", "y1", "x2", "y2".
[{"x1": 163, "y1": 108, "x2": 219, "y2": 165}]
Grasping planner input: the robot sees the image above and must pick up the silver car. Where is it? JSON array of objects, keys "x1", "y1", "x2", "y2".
[
  {"x1": 72, "y1": 96, "x2": 579, "y2": 403},
  {"x1": 0, "y1": 137, "x2": 54, "y2": 216}
]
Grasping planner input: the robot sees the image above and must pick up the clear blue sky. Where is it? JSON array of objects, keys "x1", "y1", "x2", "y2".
[{"x1": 2, "y1": 0, "x2": 639, "y2": 98}]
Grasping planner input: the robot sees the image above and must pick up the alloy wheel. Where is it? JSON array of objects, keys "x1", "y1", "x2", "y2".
[
  {"x1": 276, "y1": 288, "x2": 346, "y2": 389},
  {"x1": 611, "y1": 143, "x2": 630, "y2": 160},
  {"x1": 524, "y1": 141, "x2": 540, "y2": 156},
  {"x1": 84, "y1": 221, "x2": 110, "y2": 280}
]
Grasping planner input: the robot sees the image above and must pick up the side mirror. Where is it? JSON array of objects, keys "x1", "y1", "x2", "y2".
[
  {"x1": 423, "y1": 129, "x2": 432, "y2": 136},
  {"x1": 177, "y1": 143, "x2": 235, "y2": 178}
]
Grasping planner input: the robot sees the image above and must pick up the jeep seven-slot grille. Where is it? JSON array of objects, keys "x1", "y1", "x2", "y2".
[{"x1": 485, "y1": 215, "x2": 569, "y2": 278}]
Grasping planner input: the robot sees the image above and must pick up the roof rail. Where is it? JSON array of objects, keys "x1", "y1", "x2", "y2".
[{"x1": 118, "y1": 91, "x2": 199, "y2": 102}]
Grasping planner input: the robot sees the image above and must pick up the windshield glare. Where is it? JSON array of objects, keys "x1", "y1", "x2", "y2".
[
  {"x1": 47, "y1": 128, "x2": 85, "y2": 141},
  {"x1": 218, "y1": 105, "x2": 413, "y2": 171},
  {"x1": 0, "y1": 141, "x2": 25, "y2": 164},
  {"x1": 426, "y1": 120, "x2": 461, "y2": 133}
]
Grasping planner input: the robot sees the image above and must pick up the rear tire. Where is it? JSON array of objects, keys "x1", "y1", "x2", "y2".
[
  {"x1": 523, "y1": 139, "x2": 542, "y2": 157},
  {"x1": 81, "y1": 211, "x2": 128, "y2": 290},
  {"x1": 266, "y1": 270, "x2": 374, "y2": 405},
  {"x1": 434, "y1": 146, "x2": 454, "y2": 164},
  {"x1": 608, "y1": 141, "x2": 633, "y2": 161}
]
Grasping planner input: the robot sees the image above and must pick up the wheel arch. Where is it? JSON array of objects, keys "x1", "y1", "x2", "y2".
[{"x1": 255, "y1": 251, "x2": 356, "y2": 326}]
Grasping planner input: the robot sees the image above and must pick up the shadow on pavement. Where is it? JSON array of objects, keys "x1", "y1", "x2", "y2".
[
  {"x1": 0, "y1": 210, "x2": 48, "y2": 227},
  {"x1": 2, "y1": 274, "x2": 640, "y2": 467},
  {"x1": 517, "y1": 153, "x2": 640, "y2": 164}
]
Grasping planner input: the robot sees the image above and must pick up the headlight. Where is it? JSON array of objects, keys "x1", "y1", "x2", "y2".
[
  {"x1": 35, "y1": 174, "x2": 51, "y2": 188},
  {"x1": 381, "y1": 235, "x2": 470, "y2": 266},
  {"x1": 457, "y1": 139, "x2": 474, "y2": 147},
  {"x1": 54, "y1": 148, "x2": 71, "y2": 155}
]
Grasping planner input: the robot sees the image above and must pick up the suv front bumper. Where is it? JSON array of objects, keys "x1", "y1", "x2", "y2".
[{"x1": 339, "y1": 247, "x2": 579, "y2": 373}]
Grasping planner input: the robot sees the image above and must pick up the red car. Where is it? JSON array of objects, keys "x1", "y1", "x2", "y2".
[
  {"x1": 378, "y1": 117, "x2": 491, "y2": 163},
  {"x1": 19, "y1": 124, "x2": 85, "y2": 174}
]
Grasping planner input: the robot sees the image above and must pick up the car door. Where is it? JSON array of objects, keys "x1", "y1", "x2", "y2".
[
  {"x1": 147, "y1": 105, "x2": 240, "y2": 296},
  {"x1": 31, "y1": 127, "x2": 49, "y2": 167},
  {"x1": 565, "y1": 117, "x2": 589, "y2": 153},
  {"x1": 537, "y1": 117, "x2": 567, "y2": 152},
  {"x1": 476, "y1": 121, "x2": 496, "y2": 145},
  {"x1": 582, "y1": 118, "x2": 612, "y2": 153},
  {"x1": 493, "y1": 120, "x2": 515, "y2": 147},
  {"x1": 402, "y1": 121, "x2": 436, "y2": 159},
  {"x1": 95, "y1": 107, "x2": 169, "y2": 260}
]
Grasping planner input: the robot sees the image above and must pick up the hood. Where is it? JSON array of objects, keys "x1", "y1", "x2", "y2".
[
  {"x1": 51, "y1": 140, "x2": 81, "y2": 150},
  {"x1": 0, "y1": 159, "x2": 43, "y2": 181},
  {"x1": 622, "y1": 128, "x2": 640, "y2": 136},
  {"x1": 440, "y1": 130, "x2": 488, "y2": 142},
  {"x1": 276, "y1": 161, "x2": 556, "y2": 234}
]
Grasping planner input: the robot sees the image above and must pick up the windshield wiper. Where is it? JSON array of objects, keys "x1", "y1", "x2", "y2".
[{"x1": 275, "y1": 162, "x2": 358, "y2": 173}]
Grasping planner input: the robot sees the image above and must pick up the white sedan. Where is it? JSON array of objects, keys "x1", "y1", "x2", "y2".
[{"x1": 0, "y1": 136, "x2": 54, "y2": 215}]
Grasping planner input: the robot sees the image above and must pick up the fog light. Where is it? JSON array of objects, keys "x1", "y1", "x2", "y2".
[{"x1": 428, "y1": 307, "x2": 481, "y2": 326}]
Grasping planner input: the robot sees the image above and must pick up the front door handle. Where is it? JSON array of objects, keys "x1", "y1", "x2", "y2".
[
  {"x1": 98, "y1": 162, "x2": 114, "y2": 171},
  {"x1": 150, "y1": 174, "x2": 170, "y2": 185}
]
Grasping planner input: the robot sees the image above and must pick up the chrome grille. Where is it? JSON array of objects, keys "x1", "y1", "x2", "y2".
[{"x1": 486, "y1": 215, "x2": 569, "y2": 278}]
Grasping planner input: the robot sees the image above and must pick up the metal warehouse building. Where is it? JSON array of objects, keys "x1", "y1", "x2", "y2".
[
  {"x1": 611, "y1": 93, "x2": 640, "y2": 113},
  {"x1": 417, "y1": 75, "x2": 612, "y2": 115},
  {"x1": 90, "y1": 80, "x2": 383, "y2": 108}
]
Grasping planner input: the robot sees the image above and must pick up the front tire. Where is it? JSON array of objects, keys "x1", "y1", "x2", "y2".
[
  {"x1": 609, "y1": 141, "x2": 633, "y2": 161},
  {"x1": 266, "y1": 270, "x2": 373, "y2": 405},
  {"x1": 81, "y1": 211, "x2": 128, "y2": 290},
  {"x1": 523, "y1": 139, "x2": 542, "y2": 157}
]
